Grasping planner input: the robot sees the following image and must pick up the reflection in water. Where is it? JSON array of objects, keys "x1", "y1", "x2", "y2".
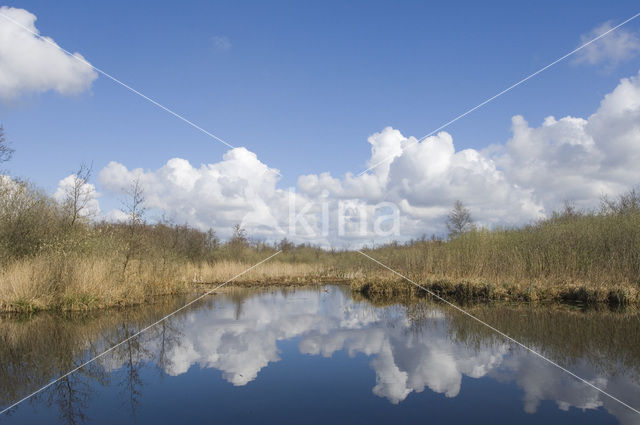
[
  {"x1": 0, "y1": 298, "x2": 187, "y2": 424},
  {"x1": 0, "y1": 286, "x2": 639, "y2": 424}
]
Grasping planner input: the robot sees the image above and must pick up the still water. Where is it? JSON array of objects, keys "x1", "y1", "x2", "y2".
[{"x1": 0, "y1": 285, "x2": 639, "y2": 424}]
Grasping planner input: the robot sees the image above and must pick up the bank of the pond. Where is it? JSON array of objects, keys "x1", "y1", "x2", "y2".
[
  {"x1": 0, "y1": 259, "x2": 349, "y2": 313},
  {"x1": 2, "y1": 178, "x2": 640, "y2": 312},
  {"x1": 349, "y1": 276, "x2": 640, "y2": 306},
  {"x1": 1, "y1": 260, "x2": 639, "y2": 313}
]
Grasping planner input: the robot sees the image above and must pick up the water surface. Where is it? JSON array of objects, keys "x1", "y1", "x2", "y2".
[{"x1": 1, "y1": 285, "x2": 639, "y2": 424}]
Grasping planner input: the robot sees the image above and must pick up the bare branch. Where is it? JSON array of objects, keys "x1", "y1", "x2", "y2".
[
  {"x1": 0, "y1": 125, "x2": 15, "y2": 164},
  {"x1": 122, "y1": 177, "x2": 146, "y2": 226},
  {"x1": 64, "y1": 163, "x2": 94, "y2": 226}
]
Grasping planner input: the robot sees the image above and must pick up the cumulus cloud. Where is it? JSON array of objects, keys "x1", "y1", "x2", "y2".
[
  {"x1": 97, "y1": 287, "x2": 639, "y2": 424},
  {"x1": 97, "y1": 69, "x2": 640, "y2": 245},
  {"x1": 99, "y1": 148, "x2": 286, "y2": 238},
  {"x1": 501, "y1": 354, "x2": 605, "y2": 414},
  {"x1": 574, "y1": 21, "x2": 640, "y2": 68},
  {"x1": 97, "y1": 132, "x2": 543, "y2": 245},
  {"x1": 298, "y1": 69, "x2": 640, "y2": 239},
  {"x1": 294, "y1": 127, "x2": 546, "y2": 241},
  {"x1": 0, "y1": 6, "x2": 97, "y2": 100},
  {"x1": 299, "y1": 314, "x2": 508, "y2": 403},
  {"x1": 147, "y1": 289, "x2": 379, "y2": 386},
  {"x1": 103, "y1": 208, "x2": 128, "y2": 223},
  {"x1": 491, "y1": 70, "x2": 640, "y2": 210},
  {"x1": 53, "y1": 174, "x2": 101, "y2": 218}
]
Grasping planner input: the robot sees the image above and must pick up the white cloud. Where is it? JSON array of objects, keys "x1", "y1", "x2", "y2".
[
  {"x1": 492, "y1": 70, "x2": 640, "y2": 211},
  {"x1": 501, "y1": 354, "x2": 604, "y2": 414},
  {"x1": 96, "y1": 70, "x2": 640, "y2": 245},
  {"x1": 300, "y1": 315, "x2": 508, "y2": 403},
  {"x1": 0, "y1": 6, "x2": 97, "y2": 100},
  {"x1": 151, "y1": 289, "x2": 376, "y2": 386},
  {"x1": 295, "y1": 127, "x2": 545, "y2": 241},
  {"x1": 103, "y1": 209, "x2": 128, "y2": 223},
  {"x1": 212, "y1": 35, "x2": 231, "y2": 51},
  {"x1": 53, "y1": 174, "x2": 101, "y2": 218},
  {"x1": 96, "y1": 286, "x2": 640, "y2": 425},
  {"x1": 98, "y1": 149, "x2": 286, "y2": 239},
  {"x1": 575, "y1": 21, "x2": 640, "y2": 68}
]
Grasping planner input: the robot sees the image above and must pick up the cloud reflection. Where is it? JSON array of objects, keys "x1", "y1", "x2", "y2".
[{"x1": 127, "y1": 287, "x2": 638, "y2": 423}]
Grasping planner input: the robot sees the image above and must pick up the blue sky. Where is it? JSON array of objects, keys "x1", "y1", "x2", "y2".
[{"x1": 1, "y1": 1, "x2": 640, "y2": 244}]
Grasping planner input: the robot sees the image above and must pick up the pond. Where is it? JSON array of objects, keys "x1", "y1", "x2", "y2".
[{"x1": 0, "y1": 285, "x2": 639, "y2": 424}]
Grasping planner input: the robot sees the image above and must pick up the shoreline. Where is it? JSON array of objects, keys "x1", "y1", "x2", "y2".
[
  {"x1": 349, "y1": 277, "x2": 640, "y2": 307},
  {"x1": 2, "y1": 271, "x2": 638, "y2": 314}
]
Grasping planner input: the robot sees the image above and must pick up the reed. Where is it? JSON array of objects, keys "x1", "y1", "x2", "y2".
[
  {"x1": 1, "y1": 176, "x2": 639, "y2": 311},
  {"x1": 353, "y1": 198, "x2": 640, "y2": 305}
]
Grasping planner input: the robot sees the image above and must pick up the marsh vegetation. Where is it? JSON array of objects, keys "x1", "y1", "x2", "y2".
[
  {"x1": 1, "y1": 171, "x2": 640, "y2": 311},
  {"x1": 0, "y1": 124, "x2": 639, "y2": 311}
]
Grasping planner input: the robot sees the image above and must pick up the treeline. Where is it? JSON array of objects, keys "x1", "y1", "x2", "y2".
[
  {"x1": 0, "y1": 174, "x2": 327, "y2": 268},
  {"x1": 0, "y1": 169, "x2": 335, "y2": 312},
  {"x1": 2, "y1": 172, "x2": 640, "y2": 310},
  {"x1": 2, "y1": 125, "x2": 640, "y2": 310}
]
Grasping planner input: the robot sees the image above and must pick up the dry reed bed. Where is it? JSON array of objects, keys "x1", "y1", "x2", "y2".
[
  {"x1": 0, "y1": 256, "x2": 192, "y2": 312},
  {"x1": 2, "y1": 179, "x2": 640, "y2": 312},
  {"x1": 2, "y1": 254, "x2": 639, "y2": 313},
  {"x1": 349, "y1": 274, "x2": 640, "y2": 306},
  {"x1": 185, "y1": 260, "x2": 341, "y2": 285},
  {"x1": 3, "y1": 207, "x2": 640, "y2": 312},
  {"x1": 0, "y1": 257, "x2": 348, "y2": 313}
]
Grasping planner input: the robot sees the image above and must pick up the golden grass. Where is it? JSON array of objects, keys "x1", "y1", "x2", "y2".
[
  {"x1": 0, "y1": 255, "x2": 189, "y2": 312},
  {"x1": 3, "y1": 177, "x2": 639, "y2": 312},
  {"x1": 3, "y1": 203, "x2": 640, "y2": 312},
  {"x1": 0, "y1": 257, "x2": 346, "y2": 313},
  {"x1": 183, "y1": 260, "x2": 331, "y2": 284},
  {"x1": 349, "y1": 274, "x2": 640, "y2": 306},
  {"x1": 3, "y1": 252, "x2": 638, "y2": 313},
  {"x1": 349, "y1": 209, "x2": 640, "y2": 306}
]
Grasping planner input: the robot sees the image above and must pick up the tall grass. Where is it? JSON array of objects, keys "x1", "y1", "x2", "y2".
[
  {"x1": 1, "y1": 175, "x2": 640, "y2": 311},
  {"x1": 367, "y1": 210, "x2": 640, "y2": 285},
  {"x1": 356, "y1": 193, "x2": 640, "y2": 305}
]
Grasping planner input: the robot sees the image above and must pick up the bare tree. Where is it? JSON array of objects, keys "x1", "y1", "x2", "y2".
[
  {"x1": 0, "y1": 126, "x2": 14, "y2": 164},
  {"x1": 63, "y1": 163, "x2": 94, "y2": 226},
  {"x1": 600, "y1": 187, "x2": 640, "y2": 215},
  {"x1": 446, "y1": 200, "x2": 473, "y2": 238},
  {"x1": 123, "y1": 177, "x2": 146, "y2": 226},
  {"x1": 229, "y1": 223, "x2": 248, "y2": 257},
  {"x1": 49, "y1": 376, "x2": 91, "y2": 425},
  {"x1": 122, "y1": 177, "x2": 146, "y2": 274}
]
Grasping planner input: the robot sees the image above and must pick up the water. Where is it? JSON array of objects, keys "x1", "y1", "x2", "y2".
[{"x1": 0, "y1": 285, "x2": 639, "y2": 424}]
